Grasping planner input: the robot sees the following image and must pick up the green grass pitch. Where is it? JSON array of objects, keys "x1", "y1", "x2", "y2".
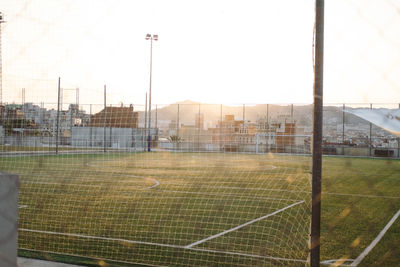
[{"x1": 0, "y1": 152, "x2": 399, "y2": 266}]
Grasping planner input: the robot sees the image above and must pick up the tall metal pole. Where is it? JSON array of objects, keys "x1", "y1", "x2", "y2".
[
  {"x1": 109, "y1": 104, "x2": 113, "y2": 148},
  {"x1": 311, "y1": 1, "x2": 324, "y2": 266},
  {"x1": 197, "y1": 104, "x2": 201, "y2": 151},
  {"x1": 22, "y1": 88, "x2": 25, "y2": 145},
  {"x1": 243, "y1": 104, "x2": 245, "y2": 122},
  {"x1": 89, "y1": 104, "x2": 92, "y2": 148},
  {"x1": 369, "y1": 103, "x2": 372, "y2": 157},
  {"x1": 56, "y1": 78, "x2": 61, "y2": 154},
  {"x1": 177, "y1": 104, "x2": 180, "y2": 151},
  {"x1": 148, "y1": 37, "x2": 153, "y2": 152},
  {"x1": 220, "y1": 104, "x2": 223, "y2": 151},
  {"x1": 291, "y1": 104, "x2": 294, "y2": 122},
  {"x1": 342, "y1": 104, "x2": 345, "y2": 145},
  {"x1": 0, "y1": 12, "x2": 5, "y2": 105},
  {"x1": 155, "y1": 104, "x2": 158, "y2": 146},
  {"x1": 342, "y1": 104, "x2": 346, "y2": 155},
  {"x1": 103, "y1": 85, "x2": 106, "y2": 153},
  {"x1": 144, "y1": 93, "x2": 148, "y2": 152},
  {"x1": 177, "y1": 104, "x2": 180, "y2": 136},
  {"x1": 155, "y1": 104, "x2": 158, "y2": 129},
  {"x1": 76, "y1": 88, "x2": 79, "y2": 107}
]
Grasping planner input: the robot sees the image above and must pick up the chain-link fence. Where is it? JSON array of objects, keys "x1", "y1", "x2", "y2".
[{"x1": 1, "y1": 0, "x2": 400, "y2": 266}]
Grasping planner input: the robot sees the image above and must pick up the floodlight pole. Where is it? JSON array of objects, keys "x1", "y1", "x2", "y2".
[
  {"x1": 311, "y1": 1, "x2": 324, "y2": 266},
  {"x1": 146, "y1": 34, "x2": 158, "y2": 152}
]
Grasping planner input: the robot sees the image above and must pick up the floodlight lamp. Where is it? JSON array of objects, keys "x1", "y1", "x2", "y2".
[
  {"x1": 145, "y1": 34, "x2": 151, "y2": 40},
  {"x1": 153, "y1": 35, "x2": 158, "y2": 41}
]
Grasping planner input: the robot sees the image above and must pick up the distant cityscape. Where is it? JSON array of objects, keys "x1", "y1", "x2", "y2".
[{"x1": 0, "y1": 101, "x2": 398, "y2": 157}]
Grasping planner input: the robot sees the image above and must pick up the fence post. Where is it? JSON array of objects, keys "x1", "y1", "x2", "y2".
[
  {"x1": 103, "y1": 85, "x2": 107, "y2": 153},
  {"x1": 0, "y1": 173, "x2": 18, "y2": 267},
  {"x1": 89, "y1": 104, "x2": 92, "y2": 148},
  {"x1": 311, "y1": 0, "x2": 324, "y2": 266},
  {"x1": 369, "y1": 103, "x2": 372, "y2": 157},
  {"x1": 342, "y1": 103, "x2": 345, "y2": 155},
  {"x1": 56, "y1": 77, "x2": 61, "y2": 155},
  {"x1": 109, "y1": 104, "x2": 113, "y2": 148},
  {"x1": 220, "y1": 104, "x2": 222, "y2": 151},
  {"x1": 144, "y1": 93, "x2": 148, "y2": 152},
  {"x1": 197, "y1": 104, "x2": 200, "y2": 151},
  {"x1": 267, "y1": 104, "x2": 269, "y2": 153},
  {"x1": 177, "y1": 104, "x2": 180, "y2": 151}
]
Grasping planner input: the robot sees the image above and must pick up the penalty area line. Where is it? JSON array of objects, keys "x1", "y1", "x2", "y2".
[
  {"x1": 184, "y1": 200, "x2": 305, "y2": 248},
  {"x1": 350, "y1": 208, "x2": 400, "y2": 266},
  {"x1": 19, "y1": 228, "x2": 306, "y2": 263}
]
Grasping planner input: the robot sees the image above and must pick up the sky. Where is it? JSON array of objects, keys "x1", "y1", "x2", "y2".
[{"x1": 1, "y1": 0, "x2": 400, "y2": 106}]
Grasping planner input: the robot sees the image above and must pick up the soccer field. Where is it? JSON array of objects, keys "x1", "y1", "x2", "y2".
[{"x1": 1, "y1": 152, "x2": 399, "y2": 266}]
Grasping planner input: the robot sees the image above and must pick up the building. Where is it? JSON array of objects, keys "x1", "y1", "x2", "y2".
[{"x1": 90, "y1": 105, "x2": 138, "y2": 128}]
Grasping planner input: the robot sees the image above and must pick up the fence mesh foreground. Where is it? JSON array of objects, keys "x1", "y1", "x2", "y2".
[
  {"x1": 2, "y1": 0, "x2": 400, "y2": 266},
  {"x1": 1, "y1": 103, "x2": 313, "y2": 266}
]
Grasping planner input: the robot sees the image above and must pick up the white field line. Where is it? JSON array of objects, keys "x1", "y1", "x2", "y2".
[
  {"x1": 19, "y1": 228, "x2": 183, "y2": 249},
  {"x1": 320, "y1": 259, "x2": 354, "y2": 266},
  {"x1": 19, "y1": 228, "x2": 306, "y2": 264},
  {"x1": 148, "y1": 178, "x2": 160, "y2": 189},
  {"x1": 350, "y1": 208, "x2": 400, "y2": 266},
  {"x1": 160, "y1": 184, "x2": 400, "y2": 200},
  {"x1": 158, "y1": 189, "x2": 303, "y2": 202},
  {"x1": 323, "y1": 192, "x2": 400, "y2": 200},
  {"x1": 19, "y1": 248, "x2": 168, "y2": 267},
  {"x1": 184, "y1": 200, "x2": 305, "y2": 248},
  {"x1": 23, "y1": 178, "x2": 160, "y2": 190},
  {"x1": 189, "y1": 247, "x2": 308, "y2": 264}
]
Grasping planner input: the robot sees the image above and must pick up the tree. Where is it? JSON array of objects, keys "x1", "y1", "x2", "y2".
[{"x1": 168, "y1": 135, "x2": 182, "y2": 143}]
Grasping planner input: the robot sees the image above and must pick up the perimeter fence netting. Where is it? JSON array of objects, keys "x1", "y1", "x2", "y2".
[
  {"x1": 1, "y1": 101, "x2": 312, "y2": 266},
  {"x1": 2, "y1": 0, "x2": 400, "y2": 266}
]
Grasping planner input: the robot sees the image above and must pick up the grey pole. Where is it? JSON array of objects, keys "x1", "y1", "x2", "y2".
[
  {"x1": 369, "y1": 103, "x2": 372, "y2": 157},
  {"x1": 220, "y1": 104, "x2": 223, "y2": 151},
  {"x1": 103, "y1": 85, "x2": 106, "y2": 153},
  {"x1": 155, "y1": 104, "x2": 158, "y2": 129},
  {"x1": 0, "y1": 12, "x2": 5, "y2": 105},
  {"x1": 177, "y1": 104, "x2": 179, "y2": 136},
  {"x1": 109, "y1": 104, "x2": 112, "y2": 148},
  {"x1": 311, "y1": 0, "x2": 324, "y2": 266},
  {"x1": 243, "y1": 104, "x2": 245, "y2": 122},
  {"x1": 147, "y1": 38, "x2": 153, "y2": 152},
  {"x1": 342, "y1": 103, "x2": 345, "y2": 145},
  {"x1": 197, "y1": 104, "x2": 201, "y2": 151},
  {"x1": 56, "y1": 78, "x2": 61, "y2": 154},
  {"x1": 145, "y1": 34, "x2": 158, "y2": 152},
  {"x1": 22, "y1": 88, "x2": 25, "y2": 146},
  {"x1": 144, "y1": 93, "x2": 148, "y2": 151},
  {"x1": 156, "y1": 104, "x2": 158, "y2": 145},
  {"x1": 89, "y1": 104, "x2": 92, "y2": 148},
  {"x1": 267, "y1": 104, "x2": 269, "y2": 153}
]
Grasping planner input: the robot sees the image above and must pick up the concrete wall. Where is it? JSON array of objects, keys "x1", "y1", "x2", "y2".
[
  {"x1": 1, "y1": 136, "x2": 52, "y2": 147},
  {"x1": 72, "y1": 127, "x2": 157, "y2": 149},
  {"x1": 0, "y1": 173, "x2": 18, "y2": 267}
]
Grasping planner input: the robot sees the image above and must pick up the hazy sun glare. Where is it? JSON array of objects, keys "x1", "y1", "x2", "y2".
[{"x1": 2, "y1": 0, "x2": 400, "y2": 105}]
